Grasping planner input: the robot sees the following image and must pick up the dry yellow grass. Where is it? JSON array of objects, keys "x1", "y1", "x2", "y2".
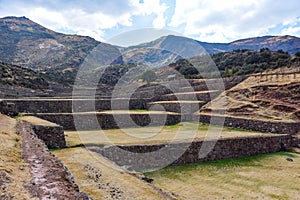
[
  {"x1": 201, "y1": 70, "x2": 300, "y2": 122},
  {"x1": 53, "y1": 147, "x2": 170, "y2": 200},
  {"x1": 19, "y1": 116, "x2": 59, "y2": 126},
  {"x1": 0, "y1": 114, "x2": 36, "y2": 199},
  {"x1": 146, "y1": 152, "x2": 300, "y2": 200}
]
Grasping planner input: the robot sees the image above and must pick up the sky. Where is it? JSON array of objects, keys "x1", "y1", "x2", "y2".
[{"x1": 0, "y1": 0, "x2": 300, "y2": 46}]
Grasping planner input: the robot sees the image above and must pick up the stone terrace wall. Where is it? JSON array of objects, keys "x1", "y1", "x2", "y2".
[
  {"x1": 147, "y1": 102, "x2": 205, "y2": 114},
  {"x1": 31, "y1": 125, "x2": 66, "y2": 148},
  {"x1": 21, "y1": 119, "x2": 66, "y2": 148},
  {"x1": 32, "y1": 113, "x2": 181, "y2": 130},
  {"x1": 1, "y1": 98, "x2": 147, "y2": 113},
  {"x1": 199, "y1": 114, "x2": 300, "y2": 135},
  {"x1": 188, "y1": 75, "x2": 247, "y2": 91},
  {"x1": 98, "y1": 134, "x2": 294, "y2": 170},
  {"x1": 0, "y1": 100, "x2": 17, "y2": 116},
  {"x1": 131, "y1": 84, "x2": 173, "y2": 100},
  {"x1": 160, "y1": 91, "x2": 220, "y2": 102}
]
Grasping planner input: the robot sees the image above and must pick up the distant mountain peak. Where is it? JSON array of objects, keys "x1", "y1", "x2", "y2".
[{"x1": 2, "y1": 16, "x2": 29, "y2": 20}]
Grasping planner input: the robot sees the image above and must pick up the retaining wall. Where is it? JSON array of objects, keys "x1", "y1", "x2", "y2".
[
  {"x1": 160, "y1": 91, "x2": 221, "y2": 102},
  {"x1": 21, "y1": 117, "x2": 66, "y2": 148},
  {"x1": 31, "y1": 125, "x2": 66, "y2": 148},
  {"x1": 98, "y1": 134, "x2": 294, "y2": 170},
  {"x1": 31, "y1": 113, "x2": 181, "y2": 130},
  {"x1": 0, "y1": 98, "x2": 147, "y2": 113},
  {"x1": 199, "y1": 114, "x2": 300, "y2": 135},
  {"x1": 147, "y1": 101, "x2": 205, "y2": 114},
  {"x1": 0, "y1": 100, "x2": 17, "y2": 116}
]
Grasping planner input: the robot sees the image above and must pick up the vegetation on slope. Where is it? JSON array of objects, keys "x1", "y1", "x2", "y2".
[
  {"x1": 0, "y1": 62, "x2": 49, "y2": 89},
  {"x1": 171, "y1": 48, "x2": 300, "y2": 78}
]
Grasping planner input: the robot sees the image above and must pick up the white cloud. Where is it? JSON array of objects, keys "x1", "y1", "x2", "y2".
[
  {"x1": 76, "y1": 29, "x2": 105, "y2": 42},
  {"x1": 169, "y1": 0, "x2": 300, "y2": 42},
  {"x1": 0, "y1": 0, "x2": 299, "y2": 44},
  {"x1": 281, "y1": 26, "x2": 300, "y2": 36},
  {"x1": 152, "y1": 14, "x2": 166, "y2": 29},
  {"x1": 0, "y1": 0, "x2": 169, "y2": 43}
]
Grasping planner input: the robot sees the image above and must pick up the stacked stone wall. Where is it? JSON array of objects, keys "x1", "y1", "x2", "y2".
[
  {"x1": 32, "y1": 113, "x2": 181, "y2": 130},
  {"x1": 199, "y1": 114, "x2": 300, "y2": 135},
  {"x1": 99, "y1": 134, "x2": 294, "y2": 170}
]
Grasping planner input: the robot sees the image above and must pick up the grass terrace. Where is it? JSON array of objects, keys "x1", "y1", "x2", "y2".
[
  {"x1": 64, "y1": 122, "x2": 270, "y2": 147},
  {"x1": 144, "y1": 152, "x2": 300, "y2": 199}
]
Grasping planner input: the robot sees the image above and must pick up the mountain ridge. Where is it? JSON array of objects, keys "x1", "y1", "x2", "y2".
[
  {"x1": 121, "y1": 34, "x2": 300, "y2": 66},
  {"x1": 0, "y1": 16, "x2": 300, "y2": 86},
  {"x1": 125, "y1": 34, "x2": 300, "y2": 54},
  {"x1": 0, "y1": 16, "x2": 123, "y2": 85}
]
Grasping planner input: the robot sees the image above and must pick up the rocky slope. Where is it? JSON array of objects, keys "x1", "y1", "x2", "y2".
[
  {"x1": 2, "y1": 16, "x2": 299, "y2": 73},
  {"x1": 0, "y1": 16, "x2": 123, "y2": 85},
  {"x1": 200, "y1": 67, "x2": 300, "y2": 122}
]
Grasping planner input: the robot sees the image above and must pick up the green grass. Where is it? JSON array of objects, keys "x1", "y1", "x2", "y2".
[
  {"x1": 144, "y1": 152, "x2": 296, "y2": 178},
  {"x1": 143, "y1": 151, "x2": 299, "y2": 199},
  {"x1": 13, "y1": 113, "x2": 22, "y2": 119},
  {"x1": 163, "y1": 122, "x2": 256, "y2": 133}
]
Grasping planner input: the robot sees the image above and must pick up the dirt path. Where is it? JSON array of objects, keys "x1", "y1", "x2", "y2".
[
  {"x1": 53, "y1": 147, "x2": 175, "y2": 200},
  {"x1": 18, "y1": 120, "x2": 90, "y2": 199}
]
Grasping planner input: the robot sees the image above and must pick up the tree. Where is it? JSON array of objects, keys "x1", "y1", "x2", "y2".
[
  {"x1": 295, "y1": 51, "x2": 300, "y2": 57},
  {"x1": 179, "y1": 66, "x2": 199, "y2": 77},
  {"x1": 141, "y1": 69, "x2": 157, "y2": 85}
]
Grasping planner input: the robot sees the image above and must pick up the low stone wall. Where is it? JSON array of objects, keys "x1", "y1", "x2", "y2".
[
  {"x1": 0, "y1": 98, "x2": 147, "y2": 113},
  {"x1": 188, "y1": 76, "x2": 247, "y2": 90},
  {"x1": 199, "y1": 114, "x2": 300, "y2": 135},
  {"x1": 147, "y1": 101, "x2": 205, "y2": 114},
  {"x1": 31, "y1": 113, "x2": 181, "y2": 130},
  {"x1": 131, "y1": 84, "x2": 173, "y2": 100},
  {"x1": 160, "y1": 91, "x2": 221, "y2": 102},
  {"x1": 20, "y1": 117, "x2": 66, "y2": 148},
  {"x1": 98, "y1": 134, "x2": 294, "y2": 170},
  {"x1": 0, "y1": 100, "x2": 17, "y2": 116},
  {"x1": 31, "y1": 125, "x2": 66, "y2": 148}
]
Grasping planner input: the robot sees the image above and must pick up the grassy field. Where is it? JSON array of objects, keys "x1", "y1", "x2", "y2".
[
  {"x1": 57, "y1": 121, "x2": 299, "y2": 199},
  {"x1": 145, "y1": 152, "x2": 300, "y2": 200},
  {"x1": 64, "y1": 122, "x2": 268, "y2": 147}
]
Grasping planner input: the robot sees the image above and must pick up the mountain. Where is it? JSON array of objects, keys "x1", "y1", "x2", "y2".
[
  {"x1": 0, "y1": 16, "x2": 123, "y2": 85},
  {"x1": 164, "y1": 48, "x2": 300, "y2": 79},
  {"x1": 121, "y1": 35, "x2": 300, "y2": 66},
  {"x1": 1, "y1": 16, "x2": 300, "y2": 86},
  {"x1": 121, "y1": 35, "x2": 221, "y2": 66},
  {"x1": 228, "y1": 35, "x2": 300, "y2": 54}
]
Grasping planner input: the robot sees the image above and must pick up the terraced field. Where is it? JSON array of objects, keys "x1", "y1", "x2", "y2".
[
  {"x1": 145, "y1": 151, "x2": 300, "y2": 200},
  {"x1": 201, "y1": 70, "x2": 300, "y2": 122},
  {"x1": 64, "y1": 122, "x2": 267, "y2": 147}
]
